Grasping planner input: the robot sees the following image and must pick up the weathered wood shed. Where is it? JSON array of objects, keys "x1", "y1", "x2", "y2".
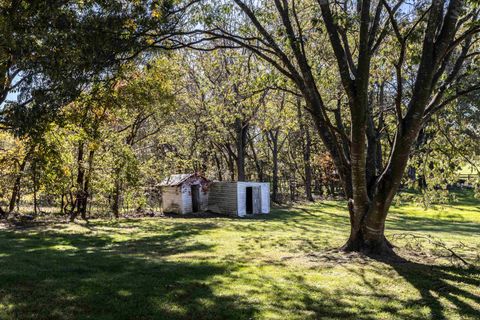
[
  {"x1": 207, "y1": 182, "x2": 270, "y2": 217},
  {"x1": 159, "y1": 173, "x2": 210, "y2": 214}
]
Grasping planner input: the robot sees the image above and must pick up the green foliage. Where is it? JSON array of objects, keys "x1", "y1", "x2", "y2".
[{"x1": 0, "y1": 0, "x2": 175, "y2": 135}]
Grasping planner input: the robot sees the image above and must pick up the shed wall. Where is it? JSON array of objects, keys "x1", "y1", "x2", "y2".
[
  {"x1": 207, "y1": 182, "x2": 238, "y2": 216},
  {"x1": 236, "y1": 182, "x2": 270, "y2": 217},
  {"x1": 161, "y1": 186, "x2": 183, "y2": 214},
  {"x1": 181, "y1": 183, "x2": 209, "y2": 213}
]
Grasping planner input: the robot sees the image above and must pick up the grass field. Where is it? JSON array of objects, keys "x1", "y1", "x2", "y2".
[{"x1": 0, "y1": 194, "x2": 479, "y2": 320}]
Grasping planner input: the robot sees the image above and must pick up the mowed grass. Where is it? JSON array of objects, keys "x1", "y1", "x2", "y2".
[{"x1": 0, "y1": 194, "x2": 479, "y2": 320}]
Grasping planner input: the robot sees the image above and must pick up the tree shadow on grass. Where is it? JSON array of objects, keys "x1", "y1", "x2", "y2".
[
  {"x1": 386, "y1": 260, "x2": 480, "y2": 320},
  {"x1": 0, "y1": 224, "x2": 257, "y2": 320},
  {"x1": 340, "y1": 249, "x2": 480, "y2": 320},
  {"x1": 295, "y1": 252, "x2": 480, "y2": 320}
]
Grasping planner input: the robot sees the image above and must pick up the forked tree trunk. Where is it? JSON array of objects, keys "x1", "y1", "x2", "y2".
[
  {"x1": 342, "y1": 207, "x2": 393, "y2": 255},
  {"x1": 321, "y1": 0, "x2": 463, "y2": 256},
  {"x1": 228, "y1": 0, "x2": 466, "y2": 259}
]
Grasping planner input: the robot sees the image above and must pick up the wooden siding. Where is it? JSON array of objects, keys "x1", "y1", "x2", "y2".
[
  {"x1": 207, "y1": 182, "x2": 238, "y2": 216},
  {"x1": 161, "y1": 186, "x2": 183, "y2": 214},
  {"x1": 181, "y1": 183, "x2": 209, "y2": 213},
  {"x1": 236, "y1": 182, "x2": 270, "y2": 217}
]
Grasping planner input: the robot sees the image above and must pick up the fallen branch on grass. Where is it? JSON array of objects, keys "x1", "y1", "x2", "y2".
[{"x1": 390, "y1": 233, "x2": 478, "y2": 269}]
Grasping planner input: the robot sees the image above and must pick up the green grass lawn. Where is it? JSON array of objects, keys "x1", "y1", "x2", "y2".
[{"x1": 1, "y1": 194, "x2": 479, "y2": 320}]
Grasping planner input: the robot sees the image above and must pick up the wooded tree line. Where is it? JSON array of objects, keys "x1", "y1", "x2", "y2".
[
  {"x1": 1, "y1": 0, "x2": 479, "y2": 255},
  {"x1": 0, "y1": 50, "x2": 341, "y2": 220}
]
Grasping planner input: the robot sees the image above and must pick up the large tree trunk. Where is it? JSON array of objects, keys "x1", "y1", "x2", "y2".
[{"x1": 341, "y1": 205, "x2": 393, "y2": 255}]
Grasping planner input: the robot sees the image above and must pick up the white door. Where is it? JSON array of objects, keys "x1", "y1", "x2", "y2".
[{"x1": 252, "y1": 186, "x2": 262, "y2": 214}]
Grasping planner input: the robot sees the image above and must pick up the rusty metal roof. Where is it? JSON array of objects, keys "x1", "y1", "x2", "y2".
[{"x1": 159, "y1": 173, "x2": 209, "y2": 187}]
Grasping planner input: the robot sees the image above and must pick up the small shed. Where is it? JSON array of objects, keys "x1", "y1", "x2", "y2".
[
  {"x1": 159, "y1": 173, "x2": 210, "y2": 214},
  {"x1": 208, "y1": 182, "x2": 270, "y2": 217}
]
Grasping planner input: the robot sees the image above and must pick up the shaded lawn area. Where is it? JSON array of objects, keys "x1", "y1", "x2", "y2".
[{"x1": 0, "y1": 194, "x2": 479, "y2": 319}]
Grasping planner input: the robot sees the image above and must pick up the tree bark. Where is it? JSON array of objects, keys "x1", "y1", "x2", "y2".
[
  {"x1": 70, "y1": 142, "x2": 90, "y2": 222},
  {"x1": 267, "y1": 130, "x2": 280, "y2": 203},
  {"x1": 32, "y1": 159, "x2": 38, "y2": 216},
  {"x1": 226, "y1": 148, "x2": 236, "y2": 181},
  {"x1": 112, "y1": 173, "x2": 122, "y2": 219},
  {"x1": 8, "y1": 157, "x2": 27, "y2": 214},
  {"x1": 60, "y1": 193, "x2": 65, "y2": 215},
  {"x1": 289, "y1": 177, "x2": 296, "y2": 202},
  {"x1": 8, "y1": 147, "x2": 33, "y2": 214},
  {"x1": 297, "y1": 99, "x2": 314, "y2": 201},
  {"x1": 235, "y1": 118, "x2": 248, "y2": 181},
  {"x1": 78, "y1": 149, "x2": 94, "y2": 220},
  {"x1": 248, "y1": 133, "x2": 264, "y2": 181},
  {"x1": 213, "y1": 152, "x2": 223, "y2": 181}
]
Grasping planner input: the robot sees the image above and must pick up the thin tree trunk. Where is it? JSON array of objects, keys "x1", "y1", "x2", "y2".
[
  {"x1": 112, "y1": 174, "x2": 122, "y2": 219},
  {"x1": 297, "y1": 99, "x2": 314, "y2": 201},
  {"x1": 79, "y1": 149, "x2": 94, "y2": 221},
  {"x1": 269, "y1": 131, "x2": 279, "y2": 203},
  {"x1": 70, "y1": 142, "x2": 85, "y2": 222},
  {"x1": 60, "y1": 193, "x2": 65, "y2": 215},
  {"x1": 289, "y1": 176, "x2": 296, "y2": 202},
  {"x1": 213, "y1": 152, "x2": 223, "y2": 181},
  {"x1": 248, "y1": 133, "x2": 264, "y2": 181},
  {"x1": 235, "y1": 118, "x2": 248, "y2": 181},
  {"x1": 32, "y1": 160, "x2": 38, "y2": 216},
  {"x1": 227, "y1": 150, "x2": 235, "y2": 181},
  {"x1": 16, "y1": 189, "x2": 20, "y2": 212},
  {"x1": 304, "y1": 128, "x2": 313, "y2": 201}
]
